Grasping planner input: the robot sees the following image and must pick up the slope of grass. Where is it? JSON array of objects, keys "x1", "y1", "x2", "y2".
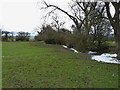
[{"x1": 2, "y1": 42, "x2": 119, "y2": 88}]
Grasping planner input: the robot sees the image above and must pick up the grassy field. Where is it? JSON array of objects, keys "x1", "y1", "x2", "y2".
[{"x1": 2, "y1": 42, "x2": 119, "y2": 88}]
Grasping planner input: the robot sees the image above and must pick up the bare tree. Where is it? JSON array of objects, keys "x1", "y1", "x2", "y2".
[
  {"x1": 70, "y1": 1, "x2": 98, "y2": 34},
  {"x1": 105, "y1": 2, "x2": 120, "y2": 59},
  {"x1": 51, "y1": 14, "x2": 65, "y2": 32},
  {"x1": 41, "y1": 1, "x2": 80, "y2": 29},
  {"x1": 40, "y1": 1, "x2": 107, "y2": 50},
  {"x1": 40, "y1": 0, "x2": 118, "y2": 53}
]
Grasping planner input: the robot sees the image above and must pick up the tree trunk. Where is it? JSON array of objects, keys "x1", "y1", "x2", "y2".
[
  {"x1": 105, "y1": 2, "x2": 120, "y2": 59},
  {"x1": 117, "y1": 39, "x2": 120, "y2": 59},
  {"x1": 114, "y1": 32, "x2": 120, "y2": 59},
  {"x1": 112, "y1": 2, "x2": 120, "y2": 59}
]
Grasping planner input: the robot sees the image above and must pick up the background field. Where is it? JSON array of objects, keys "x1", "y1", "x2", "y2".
[{"x1": 2, "y1": 42, "x2": 119, "y2": 88}]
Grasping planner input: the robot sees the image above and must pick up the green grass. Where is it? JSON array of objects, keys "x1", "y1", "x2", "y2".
[
  {"x1": 106, "y1": 41, "x2": 116, "y2": 46},
  {"x1": 2, "y1": 42, "x2": 119, "y2": 88}
]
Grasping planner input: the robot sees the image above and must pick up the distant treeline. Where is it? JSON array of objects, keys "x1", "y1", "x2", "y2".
[{"x1": 1, "y1": 31, "x2": 31, "y2": 41}]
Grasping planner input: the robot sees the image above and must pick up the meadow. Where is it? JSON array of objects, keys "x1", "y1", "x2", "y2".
[{"x1": 2, "y1": 42, "x2": 119, "y2": 88}]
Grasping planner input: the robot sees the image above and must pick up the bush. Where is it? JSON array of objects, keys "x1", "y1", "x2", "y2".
[
  {"x1": 16, "y1": 36, "x2": 29, "y2": 41},
  {"x1": 36, "y1": 25, "x2": 111, "y2": 53},
  {"x1": 68, "y1": 31, "x2": 93, "y2": 52},
  {"x1": 35, "y1": 25, "x2": 67, "y2": 45},
  {"x1": 15, "y1": 32, "x2": 30, "y2": 41}
]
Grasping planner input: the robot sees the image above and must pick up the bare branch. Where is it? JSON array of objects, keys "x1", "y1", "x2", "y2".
[{"x1": 42, "y1": 1, "x2": 80, "y2": 28}]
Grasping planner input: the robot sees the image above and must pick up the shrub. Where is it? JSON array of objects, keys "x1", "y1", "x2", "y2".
[
  {"x1": 16, "y1": 32, "x2": 30, "y2": 41},
  {"x1": 35, "y1": 25, "x2": 67, "y2": 45}
]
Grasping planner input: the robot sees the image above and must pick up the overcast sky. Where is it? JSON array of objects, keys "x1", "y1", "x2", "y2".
[
  {"x1": 0, "y1": 0, "x2": 71, "y2": 33},
  {"x1": 0, "y1": 0, "x2": 115, "y2": 33}
]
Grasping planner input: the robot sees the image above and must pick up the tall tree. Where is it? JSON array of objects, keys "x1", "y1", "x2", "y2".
[
  {"x1": 105, "y1": 2, "x2": 120, "y2": 59},
  {"x1": 2, "y1": 31, "x2": 10, "y2": 41},
  {"x1": 41, "y1": 1, "x2": 97, "y2": 31},
  {"x1": 16, "y1": 32, "x2": 30, "y2": 41}
]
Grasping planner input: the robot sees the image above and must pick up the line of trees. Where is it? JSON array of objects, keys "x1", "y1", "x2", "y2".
[
  {"x1": 1, "y1": 31, "x2": 30, "y2": 41},
  {"x1": 36, "y1": 0, "x2": 119, "y2": 58}
]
